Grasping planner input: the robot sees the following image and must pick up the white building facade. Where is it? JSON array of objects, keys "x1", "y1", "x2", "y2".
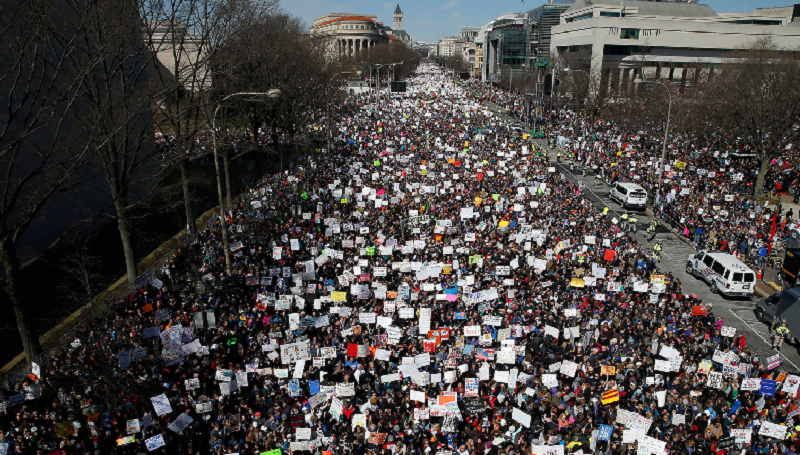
[
  {"x1": 551, "y1": 0, "x2": 800, "y2": 93},
  {"x1": 309, "y1": 14, "x2": 390, "y2": 58},
  {"x1": 146, "y1": 21, "x2": 211, "y2": 92}
]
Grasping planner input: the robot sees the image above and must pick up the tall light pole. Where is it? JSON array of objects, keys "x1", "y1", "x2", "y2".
[
  {"x1": 327, "y1": 71, "x2": 362, "y2": 158},
  {"x1": 562, "y1": 67, "x2": 589, "y2": 94},
  {"x1": 562, "y1": 67, "x2": 592, "y2": 133},
  {"x1": 212, "y1": 90, "x2": 281, "y2": 276},
  {"x1": 374, "y1": 63, "x2": 387, "y2": 106},
  {"x1": 634, "y1": 76, "x2": 672, "y2": 213},
  {"x1": 391, "y1": 61, "x2": 406, "y2": 82}
]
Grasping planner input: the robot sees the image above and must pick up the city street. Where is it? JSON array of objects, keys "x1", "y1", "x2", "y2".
[
  {"x1": 543, "y1": 146, "x2": 800, "y2": 372},
  {"x1": 7, "y1": 0, "x2": 800, "y2": 451},
  {"x1": 477, "y1": 92, "x2": 800, "y2": 371}
]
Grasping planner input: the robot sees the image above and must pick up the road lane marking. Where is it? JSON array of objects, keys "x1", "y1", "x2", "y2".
[{"x1": 730, "y1": 310, "x2": 800, "y2": 371}]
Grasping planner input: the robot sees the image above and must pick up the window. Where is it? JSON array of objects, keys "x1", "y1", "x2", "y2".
[
  {"x1": 703, "y1": 256, "x2": 714, "y2": 267},
  {"x1": 728, "y1": 19, "x2": 782, "y2": 25},
  {"x1": 696, "y1": 251, "x2": 705, "y2": 261},
  {"x1": 600, "y1": 11, "x2": 621, "y2": 17},
  {"x1": 604, "y1": 45, "x2": 653, "y2": 55},
  {"x1": 733, "y1": 272, "x2": 743, "y2": 282},
  {"x1": 617, "y1": 185, "x2": 627, "y2": 195},
  {"x1": 620, "y1": 28, "x2": 640, "y2": 40},
  {"x1": 711, "y1": 261, "x2": 725, "y2": 275},
  {"x1": 744, "y1": 273, "x2": 755, "y2": 282},
  {"x1": 569, "y1": 13, "x2": 593, "y2": 22},
  {"x1": 724, "y1": 270, "x2": 730, "y2": 280}
]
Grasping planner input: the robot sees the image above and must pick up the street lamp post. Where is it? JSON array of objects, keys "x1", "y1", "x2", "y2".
[
  {"x1": 374, "y1": 64, "x2": 387, "y2": 107},
  {"x1": 562, "y1": 68, "x2": 592, "y2": 134},
  {"x1": 391, "y1": 61, "x2": 405, "y2": 82},
  {"x1": 634, "y1": 76, "x2": 672, "y2": 214},
  {"x1": 212, "y1": 90, "x2": 281, "y2": 276},
  {"x1": 561, "y1": 67, "x2": 589, "y2": 98}
]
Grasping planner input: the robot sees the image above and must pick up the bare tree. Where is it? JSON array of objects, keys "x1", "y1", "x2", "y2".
[
  {"x1": 0, "y1": 0, "x2": 102, "y2": 361},
  {"x1": 60, "y1": 0, "x2": 166, "y2": 284},
  {"x1": 57, "y1": 235, "x2": 106, "y2": 321},
  {"x1": 558, "y1": 49, "x2": 617, "y2": 131},
  {"x1": 359, "y1": 43, "x2": 421, "y2": 79},
  {"x1": 140, "y1": 0, "x2": 278, "y2": 233},
  {"x1": 212, "y1": 11, "x2": 337, "y2": 206},
  {"x1": 695, "y1": 37, "x2": 800, "y2": 198}
]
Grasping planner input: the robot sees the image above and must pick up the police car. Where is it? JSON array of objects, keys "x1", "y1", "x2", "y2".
[
  {"x1": 686, "y1": 250, "x2": 756, "y2": 297},
  {"x1": 609, "y1": 182, "x2": 647, "y2": 209}
]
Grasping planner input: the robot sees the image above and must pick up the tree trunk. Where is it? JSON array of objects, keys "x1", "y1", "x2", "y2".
[
  {"x1": 223, "y1": 147, "x2": 233, "y2": 211},
  {"x1": 179, "y1": 157, "x2": 194, "y2": 234},
  {"x1": 0, "y1": 240, "x2": 42, "y2": 362},
  {"x1": 114, "y1": 196, "x2": 137, "y2": 284},
  {"x1": 755, "y1": 156, "x2": 771, "y2": 200}
]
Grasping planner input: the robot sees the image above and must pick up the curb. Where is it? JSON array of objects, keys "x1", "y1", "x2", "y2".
[{"x1": 0, "y1": 207, "x2": 219, "y2": 378}]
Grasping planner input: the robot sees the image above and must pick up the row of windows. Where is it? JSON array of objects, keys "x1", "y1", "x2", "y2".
[
  {"x1": 604, "y1": 44, "x2": 735, "y2": 56},
  {"x1": 569, "y1": 13, "x2": 780, "y2": 26},
  {"x1": 600, "y1": 11, "x2": 627, "y2": 17},
  {"x1": 323, "y1": 24, "x2": 376, "y2": 31},
  {"x1": 341, "y1": 24, "x2": 374, "y2": 30}
]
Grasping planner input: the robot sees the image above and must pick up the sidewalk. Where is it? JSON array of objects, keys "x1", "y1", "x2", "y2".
[
  {"x1": 756, "y1": 265, "x2": 783, "y2": 297},
  {"x1": 764, "y1": 195, "x2": 800, "y2": 219}
]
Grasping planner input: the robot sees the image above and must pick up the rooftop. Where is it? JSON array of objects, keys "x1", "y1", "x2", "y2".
[
  {"x1": 564, "y1": 0, "x2": 717, "y2": 18},
  {"x1": 315, "y1": 15, "x2": 378, "y2": 27}
]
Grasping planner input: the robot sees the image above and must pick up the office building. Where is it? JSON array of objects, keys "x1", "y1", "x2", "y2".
[{"x1": 550, "y1": 0, "x2": 800, "y2": 94}]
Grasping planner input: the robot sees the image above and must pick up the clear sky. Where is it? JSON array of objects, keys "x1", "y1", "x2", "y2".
[{"x1": 281, "y1": 0, "x2": 795, "y2": 43}]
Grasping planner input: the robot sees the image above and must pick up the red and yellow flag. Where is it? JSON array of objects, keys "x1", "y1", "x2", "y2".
[{"x1": 601, "y1": 389, "x2": 620, "y2": 405}]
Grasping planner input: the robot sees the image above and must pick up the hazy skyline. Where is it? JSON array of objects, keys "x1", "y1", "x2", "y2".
[{"x1": 283, "y1": 0, "x2": 796, "y2": 43}]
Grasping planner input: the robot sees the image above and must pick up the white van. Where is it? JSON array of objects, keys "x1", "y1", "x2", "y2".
[
  {"x1": 609, "y1": 182, "x2": 647, "y2": 209},
  {"x1": 686, "y1": 250, "x2": 756, "y2": 297}
]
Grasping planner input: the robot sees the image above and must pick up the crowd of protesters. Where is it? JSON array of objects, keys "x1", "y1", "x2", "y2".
[
  {"x1": 2, "y1": 63, "x2": 800, "y2": 455},
  {"x1": 469, "y1": 81, "x2": 800, "y2": 265}
]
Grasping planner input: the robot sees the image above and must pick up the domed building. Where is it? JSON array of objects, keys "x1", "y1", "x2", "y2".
[
  {"x1": 309, "y1": 14, "x2": 390, "y2": 58},
  {"x1": 310, "y1": 6, "x2": 412, "y2": 59}
]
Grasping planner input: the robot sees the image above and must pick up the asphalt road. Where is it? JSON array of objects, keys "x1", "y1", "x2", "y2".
[
  {"x1": 540, "y1": 145, "x2": 800, "y2": 372},
  {"x1": 473, "y1": 95, "x2": 800, "y2": 371}
]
